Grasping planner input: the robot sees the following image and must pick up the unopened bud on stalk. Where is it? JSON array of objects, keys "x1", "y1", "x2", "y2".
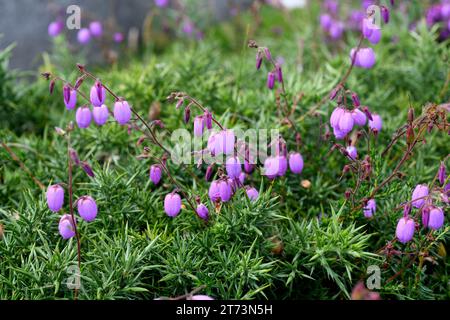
[
  {"x1": 81, "y1": 161, "x2": 95, "y2": 178},
  {"x1": 351, "y1": 92, "x2": 360, "y2": 107},
  {"x1": 184, "y1": 106, "x2": 191, "y2": 124},
  {"x1": 407, "y1": 108, "x2": 414, "y2": 123},
  {"x1": 69, "y1": 148, "x2": 80, "y2": 165}
]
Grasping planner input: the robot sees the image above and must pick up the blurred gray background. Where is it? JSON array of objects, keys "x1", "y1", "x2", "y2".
[{"x1": 0, "y1": 0, "x2": 252, "y2": 70}]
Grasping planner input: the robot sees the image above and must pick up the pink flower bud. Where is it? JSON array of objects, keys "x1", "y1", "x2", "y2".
[
  {"x1": 77, "y1": 195, "x2": 98, "y2": 222},
  {"x1": 47, "y1": 184, "x2": 64, "y2": 212},
  {"x1": 93, "y1": 104, "x2": 109, "y2": 126},
  {"x1": 58, "y1": 214, "x2": 76, "y2": 239},
  {"x1": 164, "y1": 193, "x2": 181, "y2": 217},
  {"x1": 75, "y1": 106, "x2": 92, "y2": 129},
  {"x1": 114, "y1": 100, "x2": 132, "y2": 125},
  {"x1": 396, "y1": 216, "x2": 415, "y2": 243}
]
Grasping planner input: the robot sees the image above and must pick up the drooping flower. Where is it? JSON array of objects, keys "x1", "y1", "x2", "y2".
[
  {"x1": 396, "y1": 216, "x2": 415, "y2": 243},
  {"x1": 351, "y1": 108, "x2": 367, "y2": 126},
  {"x1": 196, "y1": 203, "x2": 209, "y2": 221},
  {"x1": 63, "y1": 85, "x2": 77, "y2": 110},
  {"x1": 90, "y1": 82, "x2": 106, "y2": 106},
  {"x1": 150, "y1": 165, "x2": 162, "y2": 185},
  {"x1": 193, "y1": 116, "x2": 204, "y2": 137},
  {"x1": 346, "y1": 146, "x2": 358, "y2": 160},
  {"x1": 411, "y1": 184, "x2": 429, "y2": 208},
  {"x1": 368, "y1": 114, "x2": 382, "y2": 132},
  {"x1": 244, "y1": 156, "x2": 255, "y2": 174},
  {"x1": 338, "y1": 111, "x2": 355, "y2": 134},
  {"x1": 246, "y1": 187, "x2": 259, "y2": 202},
  {"x1": 114, "y1": 100, "x2": 132, "y2": 125},
  {"x1": 329, "y1": 21, "x2": 344, "y2": 40},
  {"x1": 164, "y1": 193, "x2": 181, "y2": 217},
  {"x1": 363, "y1": 199, "x2": 376, "y2": 218},
  {"x1": 213, "y1": 130, "x2": 235, "y2": 155},
  {"x1": 226, "y1": 157, "x2": 241, "y2": 180},
  {"x1": 113, "y1": 32, "x2": 124, "y2": 43},
  {"x1": 208, "y1": 180, "x2": 220, "y2": 202},
  {"x1": 330, "y1": 107, "x2": 345, "y2": 129},
  {"x1": 350, "y1": 47, "x2": 376, "y2": 69},
  {"x1": 48, "y1": 20, "x2": 64, "y2": 37},
  {"x1": 381, "y1": 6, "x2": 390, "y2": 24},
  {"x1": 58, "y1": 214, "x2": 76, "y2": 239},
  {"x1": 425, "y1": 207, "x2": 444, "y2": 230},
  {"x1": 76, "y1": 196, "x2": 97, "y2": 222},
  {"x1": 238, "y1": 172, "x2": 246, "y2": 186},
  {"x1": 368, "y1": 29, "x2": 381, "y2": 45},
  {"x1": 277, "y1": 156, "x2": 288, "y2": 177},
  {"x1": 263, "y1": 157, "x2": 279, "y2": 179},
  {"x1": 77, "y1": 28, "x2": 91, "y2": 44},
  {"x1": 47, "y1": 184, "x2": 64, "y2": 212},
  {"x1": 89, "y1": 21, "x2": 103, "y2": 38},
  {"x1": 92, "y1": 104, "x2": 109, "y2": 126},
  {"x1": 75, "y1": 106, "x2": 92, "y2": 129},
  {"x1": 289, "y1": 152, "x2": 304, "y2": 174},
  {"x1": 218, "y1": 180, "x2": 232, "y2": 202},
  {"x1": 320, "y1": 14, "x2": 333, "y2": 31}
]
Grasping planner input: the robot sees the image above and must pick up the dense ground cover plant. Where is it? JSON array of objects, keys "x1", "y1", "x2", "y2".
[{"x1": 0, "y1": 1, "x2": 449, "y2": 300}]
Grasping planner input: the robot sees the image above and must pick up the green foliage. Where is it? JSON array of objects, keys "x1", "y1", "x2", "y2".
[{"x1": 0, "y1": 3, "x2": 449, "y2": 300}]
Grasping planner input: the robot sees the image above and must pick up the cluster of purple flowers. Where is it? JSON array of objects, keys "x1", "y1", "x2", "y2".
[
  {"x1": 395, "y1": 162, "x2": 448, "y2": 244},
  {"x1": 425, "y1": 0, "x2": 450, "y2": 41},
  {"x1": 63, "y1": 81, "x2": 132, "y2": 129},
  {"x1": 48, "y1": 19, "x2": 124, "y2": 45},
  {"x1": 46, "y1": 184, "x2": 98, "y2": 239},
  {"x1": 319, "y1": 0, "x2": 390, "y2": 44},
  {"x1": 330, "y1": 101, "x2": 382, "y2": 141}
]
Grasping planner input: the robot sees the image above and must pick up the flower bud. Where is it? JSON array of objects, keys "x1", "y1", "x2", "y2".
[
  {"x1": 351, "y1": 93, "x2": 360, "y2": 107},
  {"x1": 164, "y1": 193, "x2": 181, "y2": 217},
  {"x1": 196, "y1": 204, "x2": 209, "y2": 221},
  {"x1": 184, "y1": 106, "x2": 191, "y2": 124},
  {"x1": 77, "y1": 196, "x2": 97, "y2": 222},
  {"x1": 58, "y1": 214, "x2": 76, "y2": 239},
  {"x1": 245, "y1": 187, "x2": 259, "y2": 202},
  {"x1": 47, "y1": 184, "x2": 64, "y2": 212},
  {"x1": 267, "y1": 72, "x2": 275, "y2": 90},
  {"x1": 396, "y1": 216, "x2": 415, "y2": 243},
  {"x1": 81, "y1": 161, "x2": 95, "y2": 178},
  {"x1": 204, "y1": 110, "x2": 213, "y2": 130},
  {"x1": 264, "y1": 47, "x2": 272, "y2": 60},
  {"x1": 69, "y1": 148, "x2": 80, "y2": 166},
  {"x1": 176, "y1": 99, "x2": 184, "y2": 109},
  {"x1": 276, "y1": 64, "x2": 283, "y2": 83},
  {"x1": 114, "y1": 100, "x2": 132, "y2": 125},
  {"x1": 75, "y1": 106, "x2": 92, "y2": 129},
  {"x1": 49, "y1": 80, "x2": 55, "y2": 94},
  {"x1": 256, "y1": 51, "x2": 263, "y2": 70},
  {"x1": 205, "y1": 165, "x2": 214, "y2": 181},
  {"x1": 438, "y1": 162, "x2": 446, "y2": 185},
  {"x1": 380, "y1": 6, "x2": 390, "y2": 24},
  {"x1": 93, "y1": 104, "x2": 109, "y2": 126},
  {"x1": 150, "y1": 165, "x2": 162, "y2": 185}
]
